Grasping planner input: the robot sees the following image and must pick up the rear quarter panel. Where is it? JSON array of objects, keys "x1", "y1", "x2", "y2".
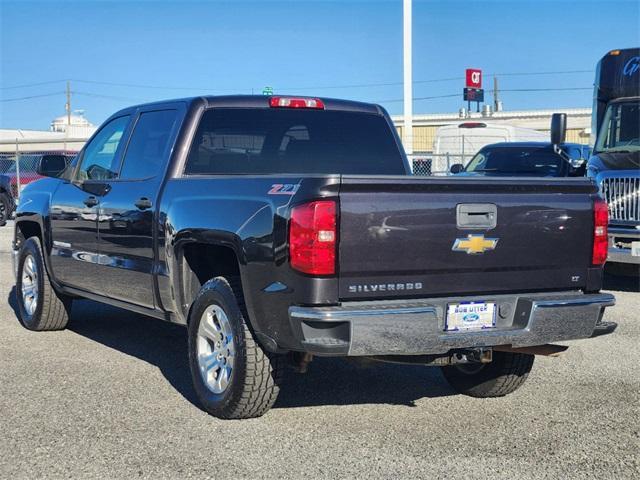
[{"x1": 158, "y1": 175, "x2": 340, "y2": 349}]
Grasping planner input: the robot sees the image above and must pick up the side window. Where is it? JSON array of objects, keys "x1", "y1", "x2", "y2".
[
  {"x1": 120, "y1": 110, "x2": 178, "y2": 180},
  {"x1": 77, "y1": 115, "x2": 130, "y2": 181}
]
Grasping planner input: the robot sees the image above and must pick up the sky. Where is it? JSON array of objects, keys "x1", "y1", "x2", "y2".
[{"x1": 1, "y1": 0, "x2": 639, "y2": 130}]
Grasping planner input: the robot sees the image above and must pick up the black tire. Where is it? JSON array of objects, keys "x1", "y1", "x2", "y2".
[
  {"x1": 0, "y1": 192, "x2": 11, "y2": 226},
  {"x1": 15, "y1": 237, "x2": 72, "y2": 331},
  {"x1": 441, "y1": 351, "x2": 534, "y2": 398},
  {"x1": 187, "y1": 276, "x2": 283, "y2": 419}
]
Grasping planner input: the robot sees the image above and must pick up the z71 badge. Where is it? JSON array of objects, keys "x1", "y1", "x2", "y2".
[{"x1": 268, "y1": 184, "x2": 299, "y2": 195}]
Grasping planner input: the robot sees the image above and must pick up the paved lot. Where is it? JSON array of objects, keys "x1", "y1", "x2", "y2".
[{"x1": 1, "y1": 222, "x2": 638, "y2": 479}]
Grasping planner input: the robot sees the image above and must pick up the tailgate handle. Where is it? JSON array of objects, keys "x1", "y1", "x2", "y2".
[{"x1": 457, "y1": 203, "x2": 497, "y2": 229}]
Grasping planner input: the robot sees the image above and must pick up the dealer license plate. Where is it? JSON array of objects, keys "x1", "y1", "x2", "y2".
[
  {"x1": 632, "y1": 241, "x2": 640, "y2": 257},
  {"x1": 445, "y1": 301, "x2": 496, "y2": 332}
]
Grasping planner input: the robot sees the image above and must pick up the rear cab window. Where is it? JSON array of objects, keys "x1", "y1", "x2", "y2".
[{"x1": 184, "y1": 108, "x2": 406, "y2": 175}]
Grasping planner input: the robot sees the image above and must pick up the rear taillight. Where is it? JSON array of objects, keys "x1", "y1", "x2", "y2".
[
  {"x1": 592, "y1": 198, "x2": 609, "y2": 265},
  {"x1": 269, "y1": 97, "x2": 325, "y2": 109},
  {"x1": 289, "y1": 200, "x2": 336, "y2": 275}
]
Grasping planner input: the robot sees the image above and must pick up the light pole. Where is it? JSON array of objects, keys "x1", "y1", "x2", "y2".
[{"x1": 403, "y1": 0, "x2": 413, "y2": 155}]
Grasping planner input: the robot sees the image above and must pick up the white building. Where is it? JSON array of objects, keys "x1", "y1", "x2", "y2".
[
  {"x1": 392, "y1": 107, "x2": 592, "y2": 153},
  {"x1": 0, "y1": 112, "x2": 97, "y2": 153}
]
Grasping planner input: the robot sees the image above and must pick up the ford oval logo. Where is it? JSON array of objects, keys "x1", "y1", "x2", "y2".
[
  {"x1": 463, "y1": 313, "x2": 480, "y2": 323},
  {"x1": 623, "y1": 56, "x2": 640, "y2": 77}
]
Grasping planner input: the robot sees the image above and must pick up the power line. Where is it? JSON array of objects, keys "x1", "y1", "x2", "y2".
[
  {"x1": 0, "y1": 69, "x2": 593, "y2": 93},
  {"x1": 285, "y1": 70, "x2": 593, "y2": 91},
  {"x1": 0, "y1": 80, "x2": 67, "y2": 90},
  {"x1": 377, "y1": 87, "x2": 592, "y2": 103},
  {"x1": 74, "y1": 91, "x2": 149, "y2": 102},
  {"x1": 493, "y1": 69, "x2": 591, "y2": 77},
  {"x1": 376, "y1": 93, "x2": 460, "y2": 103},
  {"x1": 0, "y1": 84, "x2": 593, "y2": 105},
  {"x1": 501, "y1": 87, "x2": 592, "y2": 92},
  {"x1": 72, "y1": 79, "x2": 226, "y2": 92},
  {"x1": 0, "y1": 92, "x2": 63, "y2": 102},
  {"x1": 0, "y1": 90, "x2": 150, "y2": 103}
]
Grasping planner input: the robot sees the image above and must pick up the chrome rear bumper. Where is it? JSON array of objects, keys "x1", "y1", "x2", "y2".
[{"x1": 289, "y1": 291, "x2": 616, "y2": 356}]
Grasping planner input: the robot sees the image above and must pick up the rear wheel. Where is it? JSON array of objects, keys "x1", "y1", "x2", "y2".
[
  {"x1": 16, "y1": 237, "x2": 72, "y2": 331},
  {"x1": 441, "y1": 351, "x2": 534, "y2": 398},
  {"x1": 187, "y1": 276, "x2": 284, "y2": 419},
  {"x1": 0, "y1": 193, "x2": 11, "y2": 226}
]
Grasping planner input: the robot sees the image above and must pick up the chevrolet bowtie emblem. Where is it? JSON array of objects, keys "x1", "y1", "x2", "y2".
[{"x1": 452, "y1": 234, "x2": 499, "y2": 254}]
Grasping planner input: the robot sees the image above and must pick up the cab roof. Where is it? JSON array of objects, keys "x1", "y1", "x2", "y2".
[{"x1": 112, "y1": 95, "x2": 384, "y2": 117}]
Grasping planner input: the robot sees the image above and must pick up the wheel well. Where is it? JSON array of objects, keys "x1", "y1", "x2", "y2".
[
  {"x1": 15, "y1": 220, "x2": 42, "y2": 247},
  {"x1": 180, "y1": 243, "x2": 242, "y2": 317}
]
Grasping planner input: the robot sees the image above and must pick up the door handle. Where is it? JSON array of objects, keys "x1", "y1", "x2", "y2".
[
  {"x1": 83, "y1": 196, "x2": 98, "y2": 208},
  {"x1": 134, "y1": 197, "x2": 152, "y2": 210},
  {"x1": 456, "y1": 203, "x2": 497, "y2": 229}
]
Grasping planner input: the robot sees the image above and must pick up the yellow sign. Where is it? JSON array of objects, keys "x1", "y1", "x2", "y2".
[{"x1": 452, "y1": 234, "x2": 498, "y2": 254}]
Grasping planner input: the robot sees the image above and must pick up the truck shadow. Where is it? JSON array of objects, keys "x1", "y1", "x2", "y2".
[{"x1": 7, "y1": 288, "x2": 455, "y2": 411}]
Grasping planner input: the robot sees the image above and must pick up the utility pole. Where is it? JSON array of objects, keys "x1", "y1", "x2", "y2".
[
  {"x1": 403, "y1": 0, "x2": 413, "y2": 155},
  {"x1": 65, "y1": 81, "x2": 71, "y2": 128},
  {"x1": 493, "y1": 75, "x2": 500, "y2": 111}
]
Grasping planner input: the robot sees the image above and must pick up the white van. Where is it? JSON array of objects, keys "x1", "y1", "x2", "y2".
[{"x1": 431, "y1": 122, "x2": 548, "y2": 174}]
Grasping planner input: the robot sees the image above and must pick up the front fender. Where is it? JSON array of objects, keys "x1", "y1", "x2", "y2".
[{"x1": 13, "y1": 178, "x2": 60, "y2": 285}]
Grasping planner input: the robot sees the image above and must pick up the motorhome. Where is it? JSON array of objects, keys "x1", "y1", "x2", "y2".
[{"x1": 587, "y1": 48, "x2": 640, "y2": 265}]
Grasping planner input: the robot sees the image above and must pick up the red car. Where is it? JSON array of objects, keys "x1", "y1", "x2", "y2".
[{"x1": 0, "y1": 152, "x2": 75, "y2": 225}]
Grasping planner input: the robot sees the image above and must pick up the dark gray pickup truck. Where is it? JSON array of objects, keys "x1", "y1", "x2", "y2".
[{"x1": 13, "y1": 95, "x2": 615, "y2": 419}]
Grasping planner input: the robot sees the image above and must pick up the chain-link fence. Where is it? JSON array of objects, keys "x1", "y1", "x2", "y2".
[
  {"x1": 0, "y1": 136, "x2": 474, "y2": 224},
  {"x1": 0, "y1": 139, "x2": 84, "y2": 223},
  {"x1": 410, "y1": 153, "x2": 473, "y2": 176}
]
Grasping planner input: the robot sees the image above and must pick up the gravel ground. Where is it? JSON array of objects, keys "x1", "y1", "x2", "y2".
[{"x1": 1, "y1": 222, "x2": 638, "y2": 479}]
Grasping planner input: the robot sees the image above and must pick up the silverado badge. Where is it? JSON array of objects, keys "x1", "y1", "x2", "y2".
[{"x1": 452, "y1": 234, "x2": 498, "y2": 254}]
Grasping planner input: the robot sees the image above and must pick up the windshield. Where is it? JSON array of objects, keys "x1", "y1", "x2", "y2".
[
  {"x1": 595, "y1": 100, "x2": 640, "y2": 153},
  {"x1": 464, "y1": 146, "x2": 567, "y2": 176}
]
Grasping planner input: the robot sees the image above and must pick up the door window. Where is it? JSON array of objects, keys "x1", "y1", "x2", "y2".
[
  {"x1": 120, "y1": 110, "x2": 178, "y2": 179},
  {"x1": 77, "y1": 115, "x2": 130, "y2": 181}
]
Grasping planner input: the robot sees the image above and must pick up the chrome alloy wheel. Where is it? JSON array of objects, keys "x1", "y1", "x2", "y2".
[
  {"x1": 197, "y1": 305, "x2": 236, "y2": 394},
  {"x1": 21, "y1": 254, "x2": 39, "y2": 316}
]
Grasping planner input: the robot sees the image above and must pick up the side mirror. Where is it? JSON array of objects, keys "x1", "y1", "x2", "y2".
[
  {"x1": 450, "y1": 163, "x2": 464, "y2": 174},
  {"x1": 36, "y1": 154, "x2": 69, "y2": 178},
  {"x1": 550, "y1": 113, "x2": 567, "y2": 146}
]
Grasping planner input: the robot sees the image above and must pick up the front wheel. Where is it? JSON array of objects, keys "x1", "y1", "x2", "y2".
[
  {"x1": 441, "y1": 351, "x2": 534, "y2": 398},
  {"x1": 16, "y1": 237, "x2": 72, "y2": 331},
  {"x1": 187, "y1": 277, "x2": 284, "y2": 419}
]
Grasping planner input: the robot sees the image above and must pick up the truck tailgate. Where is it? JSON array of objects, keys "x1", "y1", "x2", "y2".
[{"x1": 338, "y1": 175, "x2": 597, "y2": 299}]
